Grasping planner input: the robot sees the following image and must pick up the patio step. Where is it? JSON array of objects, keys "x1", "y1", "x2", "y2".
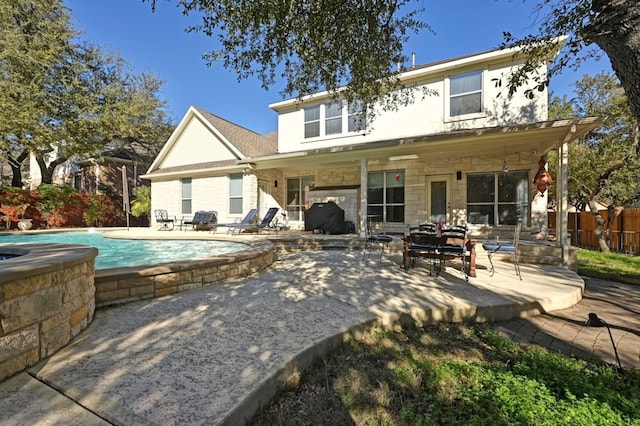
[
  {"x1": 266, "y1": 236, "x2": 361, "y2": 252},
  {"x1": 481, "y1": 241, "x2": 575, "y2": 269},
  {"x1": 263, "y1": 233, "x2": 575, "y2": 269}
]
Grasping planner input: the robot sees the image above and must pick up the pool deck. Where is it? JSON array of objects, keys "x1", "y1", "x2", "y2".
[{"x1": 1, "y1": 228, "x2": 637, "y2": 425}]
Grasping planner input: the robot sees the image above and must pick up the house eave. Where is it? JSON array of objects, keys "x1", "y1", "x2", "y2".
[
  {"x1": 238, "y1": 117, "x2": 602, "y2": 169},
  {"x1": 140, "y1": 164, "x2": 247, "y2": 180},
  {"x1": 269, "y1": 38, "x2": 566, "y2": 112}
]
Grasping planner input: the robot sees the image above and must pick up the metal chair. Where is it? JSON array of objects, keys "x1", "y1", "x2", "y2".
[
  {"x1": 362, "y1": 217, "x2": 393, "y2": 261},
  {"x1": 154, "y1": 209, "x2": 175, "y2": 231},
  {"x1": 403, "y1": 223, "x2": 442, "y2": 274},
  {"x1": 180, "y1": 210, "x2": 217, "y2": 231},
  {"x1": 438, "y1": 224, "x2": 470, "y2": 281},
  {"x1": 482, "y1": 223, "x2": 522, "y2": 280}
]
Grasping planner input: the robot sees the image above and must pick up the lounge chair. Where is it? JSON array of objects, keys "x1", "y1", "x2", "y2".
[
  {"x1": 180, "y1": 210, "x2": 217, "y2": 231},
  {"x1": 482, "y1": 223, "x2": 522, "y2": 280},
  {"x1": 154, "y1": 209, "x2": 175, "y2": 231},
  {"x1": 226, "y1": 207, "x2": 279, "y2": 235},
  {"x1": 211, "y1": 208, "x2": 258, "y2": 234}
]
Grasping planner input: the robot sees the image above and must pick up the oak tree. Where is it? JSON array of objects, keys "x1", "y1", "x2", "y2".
[
  {"x1": 0, "y1": 0, "x2": 172, "y2": 187},
  {"x1": 549, "y1": 72, "x2": 640, "y2": 251}
]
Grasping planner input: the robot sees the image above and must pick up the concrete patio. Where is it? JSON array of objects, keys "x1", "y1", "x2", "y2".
[{"x1": 0, "y1": 237, "x2": 601, "y2": 425}]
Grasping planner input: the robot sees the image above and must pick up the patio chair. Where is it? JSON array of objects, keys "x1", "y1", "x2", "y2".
[
  {"x1": 403, "y1": 223, "x2": 442, "y2": 274},
  {"x1": 362, "y1": 217, "x2": 393, "y2": 261},
  {"x1": 180, "y1": 210, "x2": 217, "y2": 231},
  {"x1": 482, "y1": 223, "x2": 522, "y2": 280},
  {"x1": 154, "y1": 209, "x2": 175, "y2": 231},
  {"x1": 212, "y1": 208, "x2": 258, "y2": 234},
  {"x1": 438, "y1": 224, "x2": 470, "y2": 281},
  {"x1": 226, "y1": 207, "x2": 279, "y2": 235}
]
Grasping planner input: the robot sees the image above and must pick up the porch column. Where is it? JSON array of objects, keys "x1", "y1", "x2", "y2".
[
  {"x1": 360, "y1": 158, "x2": 367, "y2": 237},
  {"x1": 556, "y1": 142, "x2": 569, "y2": 266}
]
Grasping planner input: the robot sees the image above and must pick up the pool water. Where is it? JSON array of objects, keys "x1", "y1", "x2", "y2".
[{"x1": 0, "y1": 232, "x2": 249, "y2": 270}]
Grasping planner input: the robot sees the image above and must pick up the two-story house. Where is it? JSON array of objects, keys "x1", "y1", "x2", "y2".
[{"x1": 142, "y1": 43, "x2": 601, "y2": 258}]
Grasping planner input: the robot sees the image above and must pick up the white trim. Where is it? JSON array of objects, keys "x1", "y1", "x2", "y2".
[
  {"x1": 146, "y1": 106, "x2": 245, "y2": 174},
  {"x1": 269, "y1": 37, "x2": 566, "y2": 112}
]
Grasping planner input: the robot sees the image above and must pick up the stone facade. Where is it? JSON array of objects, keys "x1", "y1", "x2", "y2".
[
  {"x1": 0, "y1": 240, "x2": 275, "y2": 382},
  {"x1": 0, "y1": 245, "x2": 97, "y2": 382},
  {"x1": 94, "y1": 241, "x2": 274, "y2": 308}
]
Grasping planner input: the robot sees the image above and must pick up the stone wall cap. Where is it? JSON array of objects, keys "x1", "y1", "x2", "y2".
[{"x1": 0, "y1": 243, "x2": 98, "y2": 284}]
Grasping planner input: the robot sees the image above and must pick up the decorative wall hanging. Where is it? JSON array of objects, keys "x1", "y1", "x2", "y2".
[{"x1": 533, "y1": 156, "x2": 553, "y2": 194}]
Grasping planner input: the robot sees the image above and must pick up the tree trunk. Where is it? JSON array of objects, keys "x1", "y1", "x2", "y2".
[
  {"x1": 35, "y1": 156, "x2": 54, "y2": 185},
  {"x1": 588, "y1": 199, "x2": 610, "y2": 253},
  {"x1": 35, "y1": 155, "x2": 68, "y2": 185},
  {"x1": 8, "y1": 151, "x2": 29, "y2": 188},
  {"x1": 582, "y1": 153, "x2": 630, "y2": 252},
  {"x1": 588, "y1": 0, "x2": 640, "y2": 123}
]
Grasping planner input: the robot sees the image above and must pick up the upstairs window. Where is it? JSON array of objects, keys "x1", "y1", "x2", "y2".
[
  {"x1": 303, "y1": 100, "x2": 366, "y2": 138},
  {"x1": 325, "y1": 101, "x2": 342, "y2": 135},
  {"x1": 348, "y1": 101, "x2": 366, "y2": 132},
  {"x1": 304, "y1": 105, "x2": 320, "y2": 138},
  {"x1": 449, "y1": 71, "x2": 483, "y2": 117}
]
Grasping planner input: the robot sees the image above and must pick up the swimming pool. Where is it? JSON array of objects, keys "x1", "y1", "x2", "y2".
[{"x1": 0, "y1": 231, "x2": 250, "y2": 270}]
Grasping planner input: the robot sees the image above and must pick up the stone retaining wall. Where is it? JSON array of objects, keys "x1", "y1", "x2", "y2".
[
  {"x1": 0, "y1": 244, "x2": 98, "y2": 382},
  {"x1": 94, "y1": 241, "x2": 274, "y2": 308},
  {"x1": 1, "y1": 240, "x2": 274, "y2": 382}
]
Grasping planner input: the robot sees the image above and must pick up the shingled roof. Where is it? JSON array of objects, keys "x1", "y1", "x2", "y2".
[{"x1": 193, "y1": 106, "x2": 277, "y2": 158}]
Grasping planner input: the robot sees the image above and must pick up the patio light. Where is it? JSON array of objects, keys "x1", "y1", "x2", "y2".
[{"x1": 584, "y1": 312, "x2": 624, "y2": 374}]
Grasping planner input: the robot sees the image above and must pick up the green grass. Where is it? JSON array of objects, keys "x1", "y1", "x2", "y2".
[
  {"x1": 250, "y1": 324, "x2": 639, "y2": 425},
  {"x1": 250, "y1": 252, "x2": 640, "y2": 425},
  {"x1": 577, "y1": 249, "x2": 640, "y2": 285}
]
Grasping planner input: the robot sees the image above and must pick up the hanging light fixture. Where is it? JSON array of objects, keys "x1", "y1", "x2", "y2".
[{"x1": 502, "y1": 146, "x2": 508, "y2": 173}]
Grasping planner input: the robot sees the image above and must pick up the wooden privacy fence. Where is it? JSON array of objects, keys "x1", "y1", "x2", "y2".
[{"x1": 548, "y1": 208, "x2": 640, "y2": 255}]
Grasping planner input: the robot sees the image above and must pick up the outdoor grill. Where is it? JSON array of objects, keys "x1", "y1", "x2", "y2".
[{"x1": 304, "y1": 202, "x2": 345, "y2": 234}]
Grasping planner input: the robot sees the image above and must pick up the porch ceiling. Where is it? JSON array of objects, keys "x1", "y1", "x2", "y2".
[{"x1": 246, "y1": 117, "x2": 602, "y2": 169}]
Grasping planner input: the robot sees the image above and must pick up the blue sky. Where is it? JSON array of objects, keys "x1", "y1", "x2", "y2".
[{"x1": 64, "y1": 0, "x2": 611, "y2": 134}]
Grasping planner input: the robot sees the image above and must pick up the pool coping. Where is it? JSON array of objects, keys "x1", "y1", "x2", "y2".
[
  {"x1": 0, "y1": 243, "x2": 99, "y2": 284},
  {"x1": 1, "y1": 229, "x2": 276, "y2": 308},
  {"x1": 93, "y1": 238, "x2": 275, "y2": 307}
]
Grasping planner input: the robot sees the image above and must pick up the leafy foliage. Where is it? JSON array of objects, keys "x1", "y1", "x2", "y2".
[
  {"x1": 147, "y1": 0, "x2": 431, "y2": 116},
  {"x1": 549, "y1": 72, "x2": 640, "y2": 210},
  {"x1": 131, "y1": 185, "x2": 151, "y2": 218},
  {"x1": 251, "y1": 324, "x2": 640, "y2": 425},
  {"x1": 501, "y1": 0, "x2": 640, "y2": 131},
  {"x1": 0, "y1": 0, "x2": 173, "y2": 187},
  {"x1": 35, "y1": 184, "x2": 79, "y2": 227},
  {"x1": 0, "y1": 185, "x2": 126, "y2": 228}
]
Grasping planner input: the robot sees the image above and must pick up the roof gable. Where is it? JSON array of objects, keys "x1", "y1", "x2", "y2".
[
  {"x1": 146, "y1": 106, "x2": 277, "y2": 174},
  {"x1": 194, "y1": 107, "x2": 277, "y2": 158}
]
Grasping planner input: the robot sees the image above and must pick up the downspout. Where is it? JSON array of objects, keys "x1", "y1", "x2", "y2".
[{"x1": 360, "y1": 158, "x2": 368, "y2": 237}]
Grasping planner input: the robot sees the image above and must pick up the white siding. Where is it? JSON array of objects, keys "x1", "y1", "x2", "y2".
[
  {"x1": 151, "y1": 180, "x2": 181, "y2": 227},
  {"x1": 161, "y1": 116, "x2": 239, "y2": 168},
  {"x1": 275, "y1": 60, "x2": 548, "y2": 154}
]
